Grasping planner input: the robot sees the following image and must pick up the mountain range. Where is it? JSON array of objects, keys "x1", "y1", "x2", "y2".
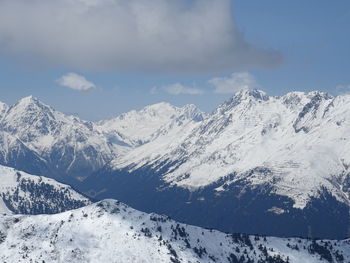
[
  {"x1": 0, "y1": 89, "x2": 349, "y2": 238},
  {"x1": 0, "y1": 96, "x2": 205, "y2": 181}
]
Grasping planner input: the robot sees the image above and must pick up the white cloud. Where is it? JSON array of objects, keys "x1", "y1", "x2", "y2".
[
  {"x1": 57, "y1": 73, "x2": 96, "y2": 91},
  {"x1": 0, "y1": 0, "x2": 282, "y2": 72},
  {"x1": 163, "y1": 83, "x2": 203, "y2": 95},
  {"x1": 209, "y1": 72, "x2": 258, "y2": 94}
]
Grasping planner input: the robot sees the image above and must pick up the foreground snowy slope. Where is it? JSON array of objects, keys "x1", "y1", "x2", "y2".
[
  {"x1": 0, "y1": 199, "x2": 348, "y2": 263},
  {"x1": 0, "y1": 165, "x2": 90, "y2": 214}
]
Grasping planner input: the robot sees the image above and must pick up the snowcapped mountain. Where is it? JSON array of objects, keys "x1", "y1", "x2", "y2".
[
  {"x1": 0, "y1": 199, "x2": 348, "y2": 263},
  {"x1": 83, "y1": 89, "x2": 350, "y2": 239},
  {"x1": 0, "y1": 96, "x2": 118, "y2": 180},
  {"x1": 110, "y1": 89, "x2": 350, "y2": 209},
  {"x1": 0, "y1": 91, "x2": 349, "y2": 238},
  {"x1": 0, "y1": 165, "x2": 90, "y2": 214},
  {"x1": 0, "y1": 97, "x2": 204, "y2": 181}
]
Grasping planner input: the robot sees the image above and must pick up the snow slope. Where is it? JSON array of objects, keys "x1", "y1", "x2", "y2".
[
  {"x1": 0, "y1": 165, "x2": 90, "y2": 214},
  {"x1": 110, "y1": 89, "x2": 350, "y2": 209},
  {"x1": 0, "y1": 199, "x2": 348, "y2": 263}
]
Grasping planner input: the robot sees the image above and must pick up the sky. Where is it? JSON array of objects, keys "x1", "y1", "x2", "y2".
[{"x1": 0, "y1": 0, "x2": 349, "y2": 120}]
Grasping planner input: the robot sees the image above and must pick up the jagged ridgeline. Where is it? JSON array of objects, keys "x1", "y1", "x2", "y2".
[
  {"x1": 0, "y1": 90, "x2": 349, "y2": 238},
  {"x1": 0, "y1": 200, "x2": 349, "y2": 263},
  {"x1": 0, "y1": 165, "x2": 90, "y2": 214}
]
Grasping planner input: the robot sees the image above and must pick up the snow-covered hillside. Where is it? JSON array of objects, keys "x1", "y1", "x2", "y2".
[
  {"x1": 110, "y1": 89, "x2": 350, "y2": 210},
  {"x1": 0, "y1": 199, "x2": 348, "y2": 263},
  {"x1": 0, "y1": 165, "x2": 90, "y2": 214}
]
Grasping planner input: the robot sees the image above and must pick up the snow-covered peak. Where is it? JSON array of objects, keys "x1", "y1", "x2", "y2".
[
  {"x1": 218, "y1": 89, "x2": 331, "y2": 114},
  {"x1": 96, "y1": 102, "x2": 206, "y2": 146},
  {"x1": 11, "y1": 96, "x2": 58, "y2": 120},
  {"x1": 213, "y1": 89, "x2": 269, "y2": 115},
  {"x1": 17, "y1": 95, "x2": 40, "y2": 105},
  {"x1": 0, "y1": 96, "x2": 118, "y2": 179},
  {"x1": 4, "y1": 96, "x2": 61, "y2": 136},
  {"x1": 138, "y1": 101, "x2": 177, "y2": 115},
  {"x1": 1, "y1": 96, "x2": 87, "y2": 158},
  {"x1": 228, "y1": 88, "x2": 269, "y2": 105},
  {"x1": 234, "y1": 88, "x2": 269, "y2": 101},
  {"x1": 111, "y1": 102, "x2": 205, "y2": 123}
]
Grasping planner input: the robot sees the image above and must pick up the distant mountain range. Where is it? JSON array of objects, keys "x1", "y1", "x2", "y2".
[
  {"x1": 0, "y1": 96, "x2": 205, "y2": 181},
  {"x1": 0, "y1": 89, "x2": 349, "y2": 238},
  {"x1": 0, "y1": 199, "x2": 348, "y2": 263}
]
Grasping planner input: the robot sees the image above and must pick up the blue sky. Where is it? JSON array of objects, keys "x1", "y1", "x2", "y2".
[{"x1": 0, "y1": 0, "x2": 349, "y2": 120}]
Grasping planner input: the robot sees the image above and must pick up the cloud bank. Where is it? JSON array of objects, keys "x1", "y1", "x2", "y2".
[
  {"x1": 0, "y1": 0, "x2": 282, "y2": 72},
  {"x1": 209, "y1": 72, "x2": 258, "y2": 94},
  {"x1": 57, "y1": 73, "x2": 96, "y2": 91}
]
